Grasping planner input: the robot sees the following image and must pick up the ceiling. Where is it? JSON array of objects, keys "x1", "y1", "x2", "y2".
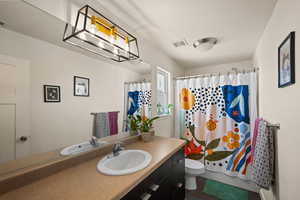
[
  {"x1": 0, "y1": 0, "x2": 277, "y2": 70},
  {"x1": 96, "y1": 0, "x2": 277, "y2": 68}
]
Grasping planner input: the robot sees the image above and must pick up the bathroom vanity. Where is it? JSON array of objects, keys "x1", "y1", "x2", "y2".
[
  {"x1": 121, "y1": 148, "x2": 185, "y2": 200},
  {"x1": 0, "y1": 136, "x2": 186, "y2": 200}
]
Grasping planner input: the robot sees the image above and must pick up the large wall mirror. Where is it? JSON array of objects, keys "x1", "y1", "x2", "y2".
[{"x1": 0, "y1": 0, "x2": 153, "y2": 175}]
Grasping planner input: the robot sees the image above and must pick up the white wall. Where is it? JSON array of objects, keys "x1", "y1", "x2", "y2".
[
  {"x1": 21, "y1": 0, "x2": 185, "y2": 139},
  {"x1": 0, "y1": 25, "x2": 184, "y2": 155},
  {"x1": 184, "y1": 60, "x2": 253, "y2": 76},
  {"x1": 128, "y1": 27, "x2": 185, "y2": 138},
  {"x1": 254, "y1": 0, "x2": 300, "y2": 199},
  {"x1": 152, "y1": 61, "x2": 184, "y2": 138},
  {"x1": 142, "y1": 41, "x2": 184, "y2": 138},
  {"x1": 0, "y1": 28, "x2": 143, "y2": 155}
]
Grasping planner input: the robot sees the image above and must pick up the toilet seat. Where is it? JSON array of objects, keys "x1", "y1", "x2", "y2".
[
  {"x1": 185, "y1": 158, "x2": 205, "y2": 175},
  {"x1": 185, "y1": 159, "x2": 204, "y2": 170}
]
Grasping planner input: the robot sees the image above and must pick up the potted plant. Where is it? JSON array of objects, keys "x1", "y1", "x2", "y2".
[
  {"x1": 167, "y1": 104, "x2": 174, "y2": 114},
  {"x1": 128, "y1": 115, "x2": 140, "y2": 136},
  {"x1": 138, "y1": 115, "x2": 160, "y2": 142},
  {"x1": 157, "y1": 103, "x2": 162, "y2": 115}
]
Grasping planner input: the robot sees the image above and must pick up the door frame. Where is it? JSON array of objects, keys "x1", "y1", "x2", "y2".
[{"x1": 0, "y1": 54, "x2": 31, "y2": 159}]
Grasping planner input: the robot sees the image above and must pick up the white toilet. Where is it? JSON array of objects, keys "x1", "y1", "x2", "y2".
[{"x1": 185, "y1": 158, "x2": 205, "y2": 190}]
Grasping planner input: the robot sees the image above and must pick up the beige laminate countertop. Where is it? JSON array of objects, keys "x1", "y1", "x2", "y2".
[{"x1": 0, "y1": 136, "x2": 185, "y2": 200}]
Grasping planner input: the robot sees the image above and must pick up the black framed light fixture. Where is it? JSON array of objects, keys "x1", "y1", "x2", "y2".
[{"x1": 63, "y1": 5, "x2": 139, "y2": 62}]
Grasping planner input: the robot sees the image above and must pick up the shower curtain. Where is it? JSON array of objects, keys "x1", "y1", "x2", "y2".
[
  {"x1": 175, "y1": 71, "x2": 257, "y2": 179},
  {"x1": 122, "y1": 82, "x2": 152, "y2": 132}
]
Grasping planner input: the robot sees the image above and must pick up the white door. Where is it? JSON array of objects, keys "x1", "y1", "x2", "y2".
[
  {"x1": 0, "y1": 62, "x2": 17, "y2": 163},
  {"x1": 0, "y1": 55, "x2": 31, "y2": 161},
  {"x1": 0, "y1": 104, "x2": 15, "y2": 164}
]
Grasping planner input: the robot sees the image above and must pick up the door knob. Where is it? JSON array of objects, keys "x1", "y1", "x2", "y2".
[{"x1": 19, "y1": 136, "x2": 28, "y2": 142}]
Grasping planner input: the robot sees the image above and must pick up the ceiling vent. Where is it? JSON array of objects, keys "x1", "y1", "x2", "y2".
[
  {"x1": 193, "y1": 37, "x2": 218, "y2": 51},
  {"x1": 173, "y1": 39, "x2": 188, "y2": 48}
]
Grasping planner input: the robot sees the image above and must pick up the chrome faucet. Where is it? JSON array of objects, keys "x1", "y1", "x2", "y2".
[
  {"x1": 89, "y1": 136, "x2": 99, "y2": 147},
  {"x1": 112, "y1": 142, "x2": 124, "y2": 156}
]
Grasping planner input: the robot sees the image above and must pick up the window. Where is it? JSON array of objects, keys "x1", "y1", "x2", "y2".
[{"x1": 156, "y1": 67, "x2": 170, "y2": 116}]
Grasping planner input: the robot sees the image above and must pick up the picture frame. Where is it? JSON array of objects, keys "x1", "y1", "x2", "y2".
[
  {"x1": 44, "y1": 85, "x2": 61, "y2": 103},
  {"x1": 74, "y1": 76, "x2": 90, "y2": 97},
  {"x1": 278, "y1": 31, "x2": 295, "y2": 88}
]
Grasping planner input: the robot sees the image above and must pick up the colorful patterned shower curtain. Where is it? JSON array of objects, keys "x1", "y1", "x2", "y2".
[
  {"x1": 175, "y1": 72, "x2": 257, "y2": 179},
  {"x1": 122, "y1": 82, "x2": 152, "y2": 132}
]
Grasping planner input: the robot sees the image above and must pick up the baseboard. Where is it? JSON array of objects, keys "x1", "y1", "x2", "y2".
[{"x1": 259, "y1": 188, "x2": 275, "y2": 200}]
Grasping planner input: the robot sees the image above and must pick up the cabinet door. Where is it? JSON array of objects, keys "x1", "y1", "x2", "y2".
[
  {"x1": 121, "y1": 157, "x2": 172, "y2": 200},
  {"x1": 121, "y1": 185, "x2": 146, "y2": 200},
  {"x1": 171, "y1": 148, "x2": 185, "y2": 200},
  {"x1": 171, "y1": 185, "x2": 185, "y2": 200},
  {"x1": 121, "y1": 148, "x2": 185, "y2": 200},
  {"x1": 148, "y1": 178, "x2": 172, "y2": 200}
]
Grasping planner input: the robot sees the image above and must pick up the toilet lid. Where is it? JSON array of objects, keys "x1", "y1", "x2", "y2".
[{"x1": 185, "y1": 158, "x2": 204, "y2": 169}]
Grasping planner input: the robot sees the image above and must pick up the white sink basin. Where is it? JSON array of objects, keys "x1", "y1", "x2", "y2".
[
  {"x1": 60, "y1": 141, "x2": 107, "y2": 156},
  {"x1": 97, "y1": 150, "x2": 152, "y2": 176}
]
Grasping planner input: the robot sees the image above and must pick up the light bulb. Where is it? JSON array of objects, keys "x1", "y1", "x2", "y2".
[
  {"x1": 98, "y1": 41, "x2": 104, "y2": 48},
  {"x1": 110, "y1": 37, "x2": 115, "y2": 44},
  {"x1": 90, "y1": 25, "x2": 95, "y2": 34},
  {"x1": 125, "y1": 45, "x2": 129, "y2": 52},
  {"x1": 113, "y1": 47, "x2": 119, "y2": 55}
]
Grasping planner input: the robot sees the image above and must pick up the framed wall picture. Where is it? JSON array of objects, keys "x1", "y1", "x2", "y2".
[
  {"x1": 44, "y1": 85, "x2": 61, "y2": 103},
  {"x1": 278, "y1": 31, "x2": 295, "y2": 88},
  {"x1": 74, "y1": 76, "x2": 89, "y2": 97}
]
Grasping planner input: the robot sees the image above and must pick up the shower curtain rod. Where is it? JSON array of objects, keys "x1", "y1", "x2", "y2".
[
  {"x1": 174, "y1": 67, "x2": 259, "y2": 80},
  {"x1": 90, "y1": 111, "x2": 120, "y2": 115},
  {"x1": 124, "y1": 80, "x2": 151, "y2": 84}
]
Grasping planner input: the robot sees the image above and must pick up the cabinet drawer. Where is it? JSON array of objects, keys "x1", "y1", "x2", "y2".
[
  {"x1": 148, "y1": 178, "x2": 171, "y2": 200},
  {"x1": 121, "y1": 158, "x2": 171, "y2": 200},
  {"x1": 121, "y1": 147, "x2": 185, "y2": 200}
]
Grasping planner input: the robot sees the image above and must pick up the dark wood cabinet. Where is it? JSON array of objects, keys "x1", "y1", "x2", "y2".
[{"x1": 121, "y1": 148, "x2": 185, "y2": 200}]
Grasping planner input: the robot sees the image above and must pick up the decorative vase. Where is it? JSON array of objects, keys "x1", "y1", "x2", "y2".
[
  {"x1": 140, "y1": 131, "x2": 153, "y2": 142},
  {"x1": 129, "y1": 129, "x2": 138, "y2": 136},
  {"x1": 149, "y1": 128, "x2": 155, "y2": 136}
]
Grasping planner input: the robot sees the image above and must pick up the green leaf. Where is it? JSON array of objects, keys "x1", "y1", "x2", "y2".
[
  {"x1": 181, "y1": 138, "x2": 189, "y2": 143},
  {"x1": 198, "y1": 140, "x2": 206, "y2": 146},
  {"x1": 136, "y1": 115, "x2": 142, "y2": 121},
  {"x1": 148, "y1": 116, "x2": 160, "y2": 124},
  {"x1": 204, "y1": 151, "x2": 233, "y2": 161},
  {"x1": 193, "y1": 137, "x2": 206, "y2": 146},
  {"x1": 206, "y1": 138, "x2": 220, "y2": 149},
  {"x1": 167, "y1": 104, "x2": 174, "y2": 109},
  {"x1": 189, "y1": 125, "x2": 195, "y2": 135},
  {"x1": 188, "y1": 125, "x2": 206, "y2": 147},
  {"x1": 187, "y1": 153, "x2": 204, "y2": 160}
]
